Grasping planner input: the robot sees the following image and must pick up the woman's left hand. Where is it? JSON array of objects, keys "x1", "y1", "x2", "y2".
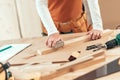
[{"x1": 87, "y1": 29, "x2": 102, "y2": 40}]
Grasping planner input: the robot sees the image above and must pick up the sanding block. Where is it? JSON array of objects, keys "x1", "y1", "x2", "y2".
[{"x1": 52, "y1": 40, "x2": 64, "y2": 48}]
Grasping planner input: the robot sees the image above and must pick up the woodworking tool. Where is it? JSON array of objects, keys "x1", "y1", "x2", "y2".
[
  {"x1": 86, "y1": 44, "x2": 102, "y2": 50},
  {"x1": 86, "y1": 33, "x2": 120, "y2": 51},
  {"x1": 52, "y1": 40, "x2": 64, "y2": 48}
]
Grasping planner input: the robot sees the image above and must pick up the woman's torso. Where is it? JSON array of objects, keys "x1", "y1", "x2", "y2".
[{"x1": 48, "y1": 0, "x2": 83, "y2": 22}]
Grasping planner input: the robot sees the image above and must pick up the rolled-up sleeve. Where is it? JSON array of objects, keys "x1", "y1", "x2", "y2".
[
  {"x1": 36, "y1": 0, "x2": 58, "y2": 36},
  {"x1": 87, "y1": 0, "x2": 103, "y2": 30}
]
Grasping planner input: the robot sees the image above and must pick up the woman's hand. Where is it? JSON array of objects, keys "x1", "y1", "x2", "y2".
[
  {"x1": 46, "y1": 32, "x2": 62, "y2": 48},
  {"x1": 87, "y1": 29, "x2": 102, "y2": 40}
]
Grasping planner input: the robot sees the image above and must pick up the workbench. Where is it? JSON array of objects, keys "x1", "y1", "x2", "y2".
[
  {"x1": 0, "y1": 29, "x2": 120, "y2": 80},
  {"x1": 95, "y1": 71, "x2": 120, "y2": 80}
]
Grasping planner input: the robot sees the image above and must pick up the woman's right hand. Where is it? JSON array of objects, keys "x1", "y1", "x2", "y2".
[{"x1": 46, "y1": 32, "x2": 62, "y2": 48}]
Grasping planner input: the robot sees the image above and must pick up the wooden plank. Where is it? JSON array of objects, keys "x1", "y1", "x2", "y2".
[
  {"x1": 7, "y1": 29, "x2": 113, "y2": 64},
  {"x1": 10, "y1": 63, "x2": 61, "y2": 80},
  {"x1": 15, "y1": 0, "x2": 42, "y2": 38},
  {"x1": 41, "y1": 29, "x2": 113, "y2": 55},
  {"x1": 0, "y1": 0, "x2": 20, "y2": 40},
  {"x1": 7, "y1": 30, "x2": 113, "y2": 65},
  {"x1": 53, "y1": 55, "x2": 120, "y2": 80},
  {"x1": 9, "y1": 50, "x2": 105, "y2": 80},
  {"x1": 41, "y1": 50, "x2": 105, "y2": 80}
]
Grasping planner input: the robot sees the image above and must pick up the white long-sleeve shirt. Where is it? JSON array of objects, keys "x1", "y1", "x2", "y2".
[{"x1": 36, "y1": 0, "x2": 103, "y2": 36}]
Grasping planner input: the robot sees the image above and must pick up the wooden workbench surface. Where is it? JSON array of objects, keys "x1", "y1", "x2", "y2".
[{"x1": 0, "y1": 29, "x2": 120, "y2": 80}]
